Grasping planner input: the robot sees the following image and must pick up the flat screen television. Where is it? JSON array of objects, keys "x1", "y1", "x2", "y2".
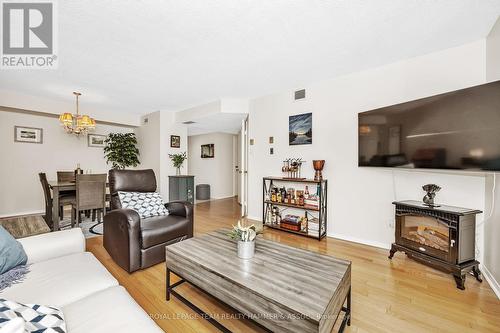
[{"x1": 358, "y1": 80, "x2": 500, "y2": 171}]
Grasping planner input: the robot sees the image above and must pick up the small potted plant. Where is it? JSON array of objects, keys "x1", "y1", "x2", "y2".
[
  {"x1": 228, "y1": 221, "x2": 259, "y2": 259},
  {"x1": 168, "y1": 152, "x2": 187, "y2": 175}
]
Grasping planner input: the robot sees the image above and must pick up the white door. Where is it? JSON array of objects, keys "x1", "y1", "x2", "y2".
[{"x1": 240, "y1": 116, "x2": 248, "y2": 217}]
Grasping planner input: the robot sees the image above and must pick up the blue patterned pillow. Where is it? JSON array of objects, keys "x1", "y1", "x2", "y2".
[
  {"x1": 0, "y1": 299, "x2": 66, "y2": 332},
  {"x1": 0, "y1": 226, "x2": 27, "y2": 275},
  {"x1": 118, "y1": 191, "x2": 169, "y2": 218}
]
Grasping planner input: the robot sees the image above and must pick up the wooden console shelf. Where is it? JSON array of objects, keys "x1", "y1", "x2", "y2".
[{"x1": 262, "y1": 177, "x2": 327, "y2": 240}]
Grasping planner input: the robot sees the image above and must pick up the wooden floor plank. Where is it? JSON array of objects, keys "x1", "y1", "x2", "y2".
[{"x1": 86, "y1": 197, "x2": 500, "y2": 333}]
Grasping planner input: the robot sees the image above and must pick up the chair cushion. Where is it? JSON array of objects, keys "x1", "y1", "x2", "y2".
[
  {"x1": 0, "y1": 226, "x2": 27, "y2": 275},
  {"x1": 0, "y1": 252, "x2": 118, "y2": 307},
  {"x1": 118, "y1": 192, "x2": 168, "y2": 219},
  {"x1": 62, "y1": 286, "x2": 162, "y2": 333},
  {"x1": 140, "y1": 215, "x2": 190, "y2": 248}
]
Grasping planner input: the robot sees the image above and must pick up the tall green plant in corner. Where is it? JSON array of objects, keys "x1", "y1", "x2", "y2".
[{"x1": 104, "y1": 133, "x2": 140, "y2": 169}]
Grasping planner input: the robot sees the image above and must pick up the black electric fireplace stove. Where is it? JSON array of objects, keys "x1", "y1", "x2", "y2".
[{"x1": 389, "y1": 200, "x2": 483, "y2": 290}]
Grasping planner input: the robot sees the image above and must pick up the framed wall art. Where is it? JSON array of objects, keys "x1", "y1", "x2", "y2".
[
  {"x1": 88, "y1": 134, "x2": 107, "y2": 148},
  {"x1": 171, "y1": 135, "x2": 181, "y2": 148},
  {"x1": 14, "y1": 126, "x2": 43, "y2": 144},
  {"x1": 289, "y1": 113, "x2": 312, "y2": 145},
  {"x1": 201, "y1": 144, "x2": 214, "y2": 158}
]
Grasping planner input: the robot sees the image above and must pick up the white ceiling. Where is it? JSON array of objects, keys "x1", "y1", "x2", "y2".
[
  {"x1": 186, "y1": 112, "x2": 247, "y2": 136},
  {"x1": 1, "y1": 0, "x2": 500, "y2": 117}
]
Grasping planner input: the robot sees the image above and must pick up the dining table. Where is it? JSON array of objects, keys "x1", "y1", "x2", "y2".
[{"x1": 48, "y1": 180, "x2": 109, "y2": 231}]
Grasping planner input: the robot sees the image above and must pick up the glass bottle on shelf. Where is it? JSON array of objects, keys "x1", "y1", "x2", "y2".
[
  {"x1": 304, "y1": 186, "x2": 309, "y2": 199},
  {"x1": 280, "y1": 187, "x2": 287, "y2": 203}
]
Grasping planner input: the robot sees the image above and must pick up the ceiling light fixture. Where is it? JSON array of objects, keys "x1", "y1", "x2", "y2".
[{"x1": 59, "y1": 92, "x2": 96, "y2": 135}]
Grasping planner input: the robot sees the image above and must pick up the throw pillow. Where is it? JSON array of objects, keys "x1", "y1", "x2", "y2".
[
  {"x1": 118, "y1": 191, "x2": 169, "y2": 219},
  {"x1": 0, "y1": 299, "x2": 66, "y2": 333},
  {"x1": 0, "y1": 226, "x2": 27, "y2": 275},
  {"x1": 0, "y1": 317, "x2": 24, "y2": 333}
]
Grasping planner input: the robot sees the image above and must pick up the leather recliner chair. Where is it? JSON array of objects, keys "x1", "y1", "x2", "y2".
[{"x1": 103, "y1": 169, "x2": 193, "y2": 273}]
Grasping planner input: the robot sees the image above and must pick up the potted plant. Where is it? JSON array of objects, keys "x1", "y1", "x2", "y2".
[
  {"x1": 103, "y1": 133, "x2": 140, "y2": 169},
  {"x1": 228, "y1": 221, "x2": 259, "y2": 259},
  {"x1": 168, "y1": 152, "x2": 187, "y2": 175}
]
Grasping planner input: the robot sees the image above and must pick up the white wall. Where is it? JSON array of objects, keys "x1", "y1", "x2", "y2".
[
  {"x1": 487, "y1": 17, "x2": 500, "y2": 82},
  {"x1": 247, "y1": 40, "x2": 488, "y2": 252},
  {"x1": 159, "y1": 112, "x2": 188, "y2": 198},
  {"x1": 0, "y1": 108, "x2": 134, "y2": 217},
  {"x1": 188, "y1": 132, "x2": 236, "y2": 199},
  {"x1": 136, "y1": 111, "x2": 188, "y2": 200},
  {"x1": 484, "y1": 17, "x2": 500, "y2": 298},
  {"x1": 137, "y1": 112, "x2": 161, "y2": 183}
]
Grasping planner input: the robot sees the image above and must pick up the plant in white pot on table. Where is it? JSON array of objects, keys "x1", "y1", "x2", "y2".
[{"x1": 228, "y1": 221, "x2": 260, "y2": 259}]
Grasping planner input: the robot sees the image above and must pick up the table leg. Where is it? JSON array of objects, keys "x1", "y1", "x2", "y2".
[
  {"x1": 52, "y1": 187, "x2": 60, "y2": 231},
  {"x1": 166, "y1": 267, "x2": 171, "y2": 301},
  {"x1": 347, "y1": 286, "x2": 351, "y2": 326},
  {"x1": 339, "y1": 286, "x2": 351, "y2": 332}
]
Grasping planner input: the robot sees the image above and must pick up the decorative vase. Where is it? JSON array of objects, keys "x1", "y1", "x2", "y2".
[
  {"x1": 313, "y1": 160, "x2": 325, "y2": 181},
  {"x1": 176, "y1": 167, "x2": 181, "y2": 176},
  {"x1": 237, "y1": 240, "x2": 255, "y2": 259}
]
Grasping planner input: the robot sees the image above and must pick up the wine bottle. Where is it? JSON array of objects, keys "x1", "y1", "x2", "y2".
[{"x1": 74, "y1": 163, "x2": 82, "y2": 176}]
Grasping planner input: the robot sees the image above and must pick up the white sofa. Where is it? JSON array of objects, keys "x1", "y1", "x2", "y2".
[{"x1": 0, "y1": 229, "x2": 163, "y2": 333}]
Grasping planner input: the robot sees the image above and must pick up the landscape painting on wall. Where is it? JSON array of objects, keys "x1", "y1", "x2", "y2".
[
  {"x1": 289, "y1": 113, "x2": 312, "y2": 145},
  {"x1": 88, "y1": 134, "x2": 107, "y2": 148},
  {"x1": 14, "y1": 126, "x2": 43, "y2": 144}
]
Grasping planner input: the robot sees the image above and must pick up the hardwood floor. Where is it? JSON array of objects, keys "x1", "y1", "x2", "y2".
[{"x1": 86, "y1": 197, "x2": 500, "y2": 333}]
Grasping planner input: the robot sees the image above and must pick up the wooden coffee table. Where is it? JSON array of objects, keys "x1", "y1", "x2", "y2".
[{"x1": 165, "y1": 230, "x2": 351, "y2": 333}]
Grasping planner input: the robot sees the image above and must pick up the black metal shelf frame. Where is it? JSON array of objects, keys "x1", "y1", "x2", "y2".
[{"x1": 262, "y1": 177, "x2": 328, "y2": 241}]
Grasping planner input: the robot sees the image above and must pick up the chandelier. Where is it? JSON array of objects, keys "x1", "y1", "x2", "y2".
[{"x1": 59, "y1": 92, "x2": 96, "y2": 135}]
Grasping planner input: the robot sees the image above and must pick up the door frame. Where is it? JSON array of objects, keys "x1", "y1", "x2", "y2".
[{"x1": 240, "y1": 116, "x2": 248, "y2": 217}]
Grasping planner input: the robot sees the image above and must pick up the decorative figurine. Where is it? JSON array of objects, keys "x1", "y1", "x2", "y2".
[
  {"x1": 422, "y1": 184, "x2": 441, "y2": 207},
  {"x1": 282, "y1": 158, "x2": 306, "y2": 179},
  {"x1": 313, "y1": 160, "x2": 325, "y2": 181}
]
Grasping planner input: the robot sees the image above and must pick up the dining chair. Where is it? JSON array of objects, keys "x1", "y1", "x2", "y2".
[
  {"x1": 39, "y1": 173, "x2": 75, "y2": 231},
  {"x1": 56, "y1": 171, "x2": 77, "y2": 219},
  {"x1": 56, "y1": 171, "x2": 75, "y2": 182},
  {"x1": 73, "y1": 174, "x2": 107, "y2": 227}
]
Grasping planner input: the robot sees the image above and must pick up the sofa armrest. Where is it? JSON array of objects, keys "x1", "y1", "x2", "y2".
[
  {"x1": 165, "y1": 201, "x2": 193, "y2": 238},
  {"x1": 165, "y1": 201, "x2": 193, "y2": 218},
  {"x1": 103, "y1": 208, "x2": 142, "y2": 273},
  {"x1": 17, "y1": 229, "x2": 85, "y2": 264}
]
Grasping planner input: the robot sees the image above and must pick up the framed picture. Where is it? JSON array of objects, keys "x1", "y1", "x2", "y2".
[
  {"x1": 14, "y1": 126, "x2": 43, "y2": 144},
  {"x1": 289, "y1": 113, "x2": 312, "y2": 145},
  {"x1": 170, "y1": 135, "x2": 181, "y2": 148},
  {"x1": 88, "y1": 134, "x2": 107, "y2": 148},
  {"x1": 201, "y1": 144, "x2": 215, "y2": 158}
]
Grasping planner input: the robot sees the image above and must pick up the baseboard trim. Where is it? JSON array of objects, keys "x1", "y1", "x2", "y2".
[
  {"x1": 0, "y1": 210, "x2": 44, "y2": 219},
  {"x1": 328, "y1": 232, "x2": 391, "y2": 250},
  {"x1": 248, "y1": 216, "x2": 391, "y2": 250},
  {"x1": 247, "y1": 215, "x2": 262, "y2": 223},
  {"x1": 211, "y1": 195, "x2": 238, "y2": 200},
  {"x1": 482, "y1": 265, "x2": 500, "y2": 300}
]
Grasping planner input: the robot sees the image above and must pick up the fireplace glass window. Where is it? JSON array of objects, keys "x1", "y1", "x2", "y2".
[{"x1": 401, "y1": 215, "x2": 449, "y2": 252}]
